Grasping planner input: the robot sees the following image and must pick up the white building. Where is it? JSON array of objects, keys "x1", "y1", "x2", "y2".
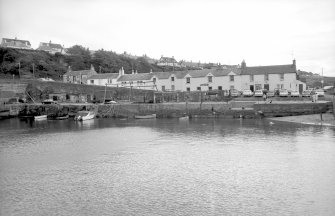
[{"x1": 83, "y1": 60, "x2": 306, "y2": 93}]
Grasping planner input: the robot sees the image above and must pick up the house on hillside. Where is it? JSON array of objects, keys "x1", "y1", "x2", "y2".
[
  {"x1": 63, "y1": 65, "x2": 98, "y2": 84},
  {"x1": 37, "y1": 41, "x2": 64, "y2": 54},
  {"x1": 157, "y1": 56, "x2": 181, "y2": 68},
  {"x1": 1, "y1": 37, "x2": 33, "y2": 50},
  {"x1": 117, "y1": 70, "x2": 158, "y2": 90}
]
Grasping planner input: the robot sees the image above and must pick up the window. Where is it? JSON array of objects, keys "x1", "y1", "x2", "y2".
[
  {"x1": 197, "y1": 87, "x2": 201, "y2": 91},
  {"x1": 250, "y1": 75, "x2": 254, "y2": 82},
  {"x1": 218, "y1": 86, "x2": 222, "y2": 90},
  {"x1": 264, "y1": 74, "x2": 269, "y2": 81},
  {"x1": 171, "y1": 85, "x2": 175, "y2": 91},
  {"x1": 209, "y1": 86, "x2": 212, "y2": 91},
  {"x1": 153, "y1": 78, "x2": 156, "y2": 83},
  {"x1": 162, "y1": 86, "x2": 165, "y2": 91},
  {"x1": 186, "y1": 77, "x2": 190, "y2": 84},
  {"x1": 208, "y1": 76, "x2": 212, "y2": 83},
  {"x1": 186, "y1": 87, "x2": 190, "y2": 92},
  {"x1": 230, "y1": 85, "x2": 234, "y2": 89},
  {"x1": 90, "y1": 80, "x2": 94, "y2": 84},
  {"x1": 171, "y1": 77, "x2": 175, "y2": 82},
  {"x1": 255, "y1": 84, "x2": 262, "y2": 90},
  {"x1": 230, "y1": 75, "x2": 234, "y2": 81},
  {"x1": 280, "y1": 74, "x2": 284, "y2": 81}
]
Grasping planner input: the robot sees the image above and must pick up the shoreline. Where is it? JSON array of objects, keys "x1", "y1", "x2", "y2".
[{"x1": 268, "y1": 113, "x2": 335, "y2": 127}]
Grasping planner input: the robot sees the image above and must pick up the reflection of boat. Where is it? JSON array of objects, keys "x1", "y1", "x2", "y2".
[
  {"x1": 34, "y1": 115, "x2": 47, "y2": 121},
  {"x1": 134, "y1": 114, "x2": 156, "y2": 119},
  {"x1": 179, "y1": 116, "x2": 189, "y2": 120},
  {"x1": 74, "y1": 111, "x2": 95, "y2": 121},
  {"x1": 0, "y1": 110, "x2": 10, "y2": 119},
  {"x1": 55, "y1": 115, "x2": 69, "y2": 120}
]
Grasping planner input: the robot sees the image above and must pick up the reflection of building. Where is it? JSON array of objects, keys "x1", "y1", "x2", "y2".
[
  {"x1": 1, "y1": 37, "x2": 33, "y2": 50},
  {"x1": 37, "y1": 41, "x2": 64, "y2": 54},
  {"x1": 63, "y1": 65, "x2": 98, "y2": 84}
]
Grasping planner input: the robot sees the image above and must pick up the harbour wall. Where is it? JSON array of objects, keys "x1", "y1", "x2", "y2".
[{"x1": 3, "y1": 101, "x2": 332, "y2": 119}]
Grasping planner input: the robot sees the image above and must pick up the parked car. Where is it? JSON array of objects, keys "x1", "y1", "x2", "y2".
[
  {"x1": 104, "y1": 99, "x2": 117, "y2": 104},
  {"x1": 242, "y1": 90, "x2": 253, "y2": 97},
  {"x1": 302, "y1": 90, "x2": 311, "y2": 97},
  {"x1": 267, "y1": 91, "x2": 275, "y2": 97},
  {"x1": 290, "y1": 91, "x2": 300, "y2": 97},
  {"x1": 254, "y1": 90, "x2": 263, "y2": 97},
  {"x1": 42, "y1": 99, "x2": 58, "y2": 104},
  {"x1": 279, "y1": 89, "x2": 289, "y2": 97},
  {"x1": 315, "y1": 89, "x2": 325, "y2": 97},
  {"x1": 230, "y1": 89, "x2": 240, "y2": 97}
]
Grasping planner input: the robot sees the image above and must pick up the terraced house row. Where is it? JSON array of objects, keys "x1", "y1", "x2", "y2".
[{"x1": 63, "y1": 60, "x2": 306, "y2": 93}]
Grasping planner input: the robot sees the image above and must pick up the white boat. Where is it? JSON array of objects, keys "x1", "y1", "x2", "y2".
[
  {"x1": 74, "y1": 111, "x2": 95, "y2": 121},
  {"x1": 134, "y1": 114, "x2": 156, "y2": 119},
  {"x1": 179, "y1": 116, "x2": 189, "y2": 120},
  {"x1": 34, "y1": 115, "x2": 47, "y2": 121}
]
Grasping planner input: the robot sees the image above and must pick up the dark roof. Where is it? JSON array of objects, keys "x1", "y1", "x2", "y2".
[
  {"x1": 241, "y1": 64, "x2": 296, "y2": 75},
  {"x1": 38, "y1": 42, "x2": 63, "y2": 50},
  {"x1": 65, "y1": 70, "x2": 97, "y2": 76},
  {"x1": 2, "y1": 38, "x2": 31, "y2": 46},
  {"x1": 158, "y1": 57, "x2": 178, "y2": 63},
  {"x1": 117, "y1": 73, "x2": 154, "y2": 82},
  {"x1": 88, "y1": 73, "x2": 119, "y2": 79}
]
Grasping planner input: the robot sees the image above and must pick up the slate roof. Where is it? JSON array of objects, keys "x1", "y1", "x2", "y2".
[
  {"x1": 65, "y1": 70, "x2": 97, "y2": 76},
  {"x1": 88, "y1": 73, "x2": 119, "y2": 79},
  {"x1": 241, "y1": 64, "x2": 296, "y2": 75},
  {"x1": 1, "y1": 38, "x2": 32, "y2": 48},
  {"x1": 117, "y1": 73, "x2": 154, "y2": 82}
]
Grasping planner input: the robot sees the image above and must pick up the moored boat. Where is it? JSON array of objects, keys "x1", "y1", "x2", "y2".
[
  {"x1": 55, "y1": 115, "x2": 69, "y2": 120},
  {"x1": 34, "y1": 115, "x2": 48, "y2": 121},
  {"x1": 134, "y1": 114, "x2": 156, "y2": 119},
  {"x1": 179, "y1": 115, "x2": 189, "y2": 120},
  {"x1": 74, "y1": 111, "x2": 95, "y2": 121}
]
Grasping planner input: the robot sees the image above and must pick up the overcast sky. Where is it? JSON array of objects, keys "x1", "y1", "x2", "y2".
[{"x1": 0, "y1": 0, "x2": 334, "y2": 76}]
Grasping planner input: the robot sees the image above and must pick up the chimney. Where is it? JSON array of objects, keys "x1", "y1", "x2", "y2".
[
  {"x1": 49, "y1": 40, "x2": 52, "y2": 44},
  {"x1": 241, "y1": 60, "x2": 246, "y2": 69},
  {"x1": 90, "y1": 64, "x2": 95, "y2": 71},
  {"x1": 150, "y1": 69, "x2": 153, "y2": 74},
  {"x1": 122, "y1": 67, "x2": 124, "y2": 75},
  {"x1": 135, "y1": 70, "x2": 138, "y2": 74},
  {"x1": 293, "y1": 59, "x2": 296, "y2": 66},
  {"x1": 68, "y1": 66, "x2": 72, "y2": 72},
  {"x1": 132, "y1": 69, "x2": 134, "y2": 74}
]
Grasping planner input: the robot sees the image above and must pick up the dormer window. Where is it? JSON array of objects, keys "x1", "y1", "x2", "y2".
[
  {"x1": 230, "y1": 75, "x2": 234, "y2": 81},
  {"x1": 186, "y1": 77, "x2": 190, "y2": 84},
  {"x1": 171, "y1": 77, "x2": 175, "y2": 82},
  {"x1": 280, "y1": 74, "x2": 284, "y2": 81},
  {"x1": 153, "y1": 78, "x2": 156, "y2": 83},
  {"x1": 208, "y1": 76, "x2": 213, "y2": 83}
]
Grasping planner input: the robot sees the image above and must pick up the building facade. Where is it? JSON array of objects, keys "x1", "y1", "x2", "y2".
[
  {"x1": 37, "y1": 41, "x2": 64, "y2": 54},
  {"x1": 63, "y1": 65, "x2": 98, "y2": 84},
  {"x1": 1, "y1": 37, "x2": 33, "y2": 50}
]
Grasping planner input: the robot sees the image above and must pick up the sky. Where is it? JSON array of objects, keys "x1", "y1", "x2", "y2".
[{"x1": 0, "y1": 0, "x2": 334, "y2": 76}]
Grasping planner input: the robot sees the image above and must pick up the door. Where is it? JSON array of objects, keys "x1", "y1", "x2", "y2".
[
  {"x1": 250, "y1": 85, "x2": 254, "y2": 92},
  {"x1": 264, "y1": 84, "x2": 269, "y2": 90},
  {"x1": 299, "y1": 84, "x2": 303, "y2": 94}
]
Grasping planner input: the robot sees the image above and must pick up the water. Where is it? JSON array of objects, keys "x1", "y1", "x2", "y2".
[{"x1": 0, "y1": 118, "x2": 335, "y2": 216}]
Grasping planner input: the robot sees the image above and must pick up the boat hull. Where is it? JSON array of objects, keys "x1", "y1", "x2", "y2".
[
  {"x1": 134, "y1": 114, "x2": 156, "y2": 119},
  {"x1": 34, "y1": 115, "x2": 47, "y2": 120}
]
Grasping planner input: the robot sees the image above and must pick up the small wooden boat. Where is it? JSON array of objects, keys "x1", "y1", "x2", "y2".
[
  {"x1": 34, "y1": 115, "x2": 47, "y2": 121},
  {"x1": 134, "y1": 114, "x2": 156, "y2": 119},
  {"x1": 74, "y1": 111, "x2": 95, "y2": 121},
  {"x1": 55, "y1": 115, "x2": 69, "y2": 120}
]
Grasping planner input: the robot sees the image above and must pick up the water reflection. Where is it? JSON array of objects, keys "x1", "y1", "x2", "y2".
[{"x1": 0, "y1": 118, "x2": 335, "y2": 215}]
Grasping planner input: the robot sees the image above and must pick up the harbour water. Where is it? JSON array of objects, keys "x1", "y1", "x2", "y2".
[{"x1": 0, "y1": 118, "x2": 335, "y2": 215}]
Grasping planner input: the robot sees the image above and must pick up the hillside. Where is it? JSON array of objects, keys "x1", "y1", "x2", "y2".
[
  {"x1": 0, "y1": 46, "x2": 189, "y2": 81},
  {"x1": 298, "y1": 70, "x2": 335, "y2": 88}
]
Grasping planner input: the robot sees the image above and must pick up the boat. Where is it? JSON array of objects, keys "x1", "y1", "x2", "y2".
[
  {"x1": 74, "y1": 111, "x2": 95, "y2": 121},
  {"x1": 0, "y1": 110, "x2": 11, "y2": 119},
  {"x1": 134, "y1": 114, "x2": 156, "y2": 119},
  {"x1": 179, "y1": 115, "x2": 189, "y2": 120},
  {"x1": 55, "y1": 115, "x2": 69, "y2": 120},
  {"x1": 34, "y1": 115, "x2": 47, "y2": 121}
]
